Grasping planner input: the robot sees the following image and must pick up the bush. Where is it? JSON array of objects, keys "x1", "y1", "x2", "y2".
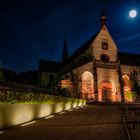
[
  {"x1": 0, "y1": 88, "x2": 84, "y2": 104},
  {"x1": 124, "y1": 91, "x2": 137, "y2": 102}
]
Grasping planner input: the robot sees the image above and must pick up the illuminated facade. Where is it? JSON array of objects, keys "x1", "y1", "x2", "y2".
[{"x1": 39, "y1": 7, "x2": 140, "y2": 102}]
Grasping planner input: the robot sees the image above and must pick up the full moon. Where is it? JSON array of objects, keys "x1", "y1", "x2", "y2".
[{"x1": 129, "y1": 10, "x2": 137, "y2": 18}]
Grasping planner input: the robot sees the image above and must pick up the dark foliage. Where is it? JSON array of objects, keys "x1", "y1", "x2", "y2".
[{"x1": 16, "y1": 70, "x2": 38, "y2": 85}]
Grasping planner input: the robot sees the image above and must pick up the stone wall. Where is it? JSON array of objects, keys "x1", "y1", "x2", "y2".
[
  {"x1": 77, "y1": 62, "x2": 93, "y2": 77},
  {"x1": 0, "y1": 99, "x2": 86, "y2": 130}
]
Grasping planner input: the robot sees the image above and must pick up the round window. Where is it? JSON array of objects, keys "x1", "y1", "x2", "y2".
[{"x1": 100, "y1": 54, "x2": 110, "y2": 63}]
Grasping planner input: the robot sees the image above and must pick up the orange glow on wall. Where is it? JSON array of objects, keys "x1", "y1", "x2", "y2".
[
  {"x1": 98, "y1": 81, "x2": 117, "y2": 102},
  {"x1": 59, "y1": 80, "x2": 74, "y2": 97},
  {"x1": 122, "y1": 74, "x2": 136, "y2": 102},
  {"x1": 59, "y1": 80, "x2": 73, "y2": 89},
  {"x1": 122, "y1": 74, "x2": 131, "y2": 92},
  {"x1": 81, "y1": 71, "x2": 94, "y2": 100}
]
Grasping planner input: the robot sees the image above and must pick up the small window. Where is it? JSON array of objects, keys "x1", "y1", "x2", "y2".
[{"x1": 102, "y1": 41, "x2": 108, "y2": 50}]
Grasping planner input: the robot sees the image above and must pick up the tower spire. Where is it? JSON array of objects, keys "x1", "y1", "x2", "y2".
[
  {"x1": 62, "y1": 33, "x2": 68, "y2": 62},
  {"x1": 100, "y1": 4, "x2": 106, "y2": 28}
]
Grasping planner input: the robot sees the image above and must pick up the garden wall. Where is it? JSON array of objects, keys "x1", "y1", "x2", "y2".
[
  {"x1": 0, "y1": 87, "x2": 86, "y2": 130},
  {"x1": 0, "y1": 100, "x2": 86, "y2": 130}
]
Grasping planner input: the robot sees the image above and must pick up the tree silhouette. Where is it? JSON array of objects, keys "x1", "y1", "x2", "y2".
[
  {"x1": 130, "y1": 71, "x2": 139, "y2": 94},
  {"x1": 0, "y1": 60, "x2": 4, "y2": 81}
]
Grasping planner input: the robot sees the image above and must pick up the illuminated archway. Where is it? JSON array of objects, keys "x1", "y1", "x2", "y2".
[
  {"x1": 59, "y1": 80, "x2": 74, "y2": 97},
  {"x1": 122, "y1": 74, "x2": 131, "y2": 92},
  {"x1": 122, "y1": 74, "x2": 134, "y2": 102},
  {"x1": 98, "y1": 81, "x2": 116, "y2": 102},
  {"x1": 81, "y1": 71, "x2": 94, "y2": 100}
]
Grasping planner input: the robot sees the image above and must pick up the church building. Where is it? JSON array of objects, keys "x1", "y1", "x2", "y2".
[{"x1": 39, "y1": 6, "x2": 140, "y2": 102}]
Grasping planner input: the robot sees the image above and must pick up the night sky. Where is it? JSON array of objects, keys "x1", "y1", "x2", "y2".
[{"x1": 0, "y1": 0, "x2": 140, "y2": 73}]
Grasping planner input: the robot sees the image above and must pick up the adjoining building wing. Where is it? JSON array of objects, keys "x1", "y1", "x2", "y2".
[
  {"x1": 39, "y1": 60, "x2": 62, "y2": 87},
  {"x1": 118, "y1": 52, "x2": 140, "y2": 66}
]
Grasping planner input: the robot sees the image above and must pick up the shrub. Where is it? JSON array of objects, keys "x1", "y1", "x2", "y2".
[
  {"x1": 124, "y1": 91, "x2": 137, "y2": 102},
  {"x1": 0, "y1": 88, "x2": 85, "y2": 104}
]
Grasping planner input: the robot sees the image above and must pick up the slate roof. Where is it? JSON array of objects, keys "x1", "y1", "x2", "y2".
[
  {"x1": 39, "y1": 33, "x2": 98, "y2": 72},
  {"x1": 39, "y1": 60, "x2": 62, "y2": 72},
  {"x1": 118, "y1": 52, "x2": 140, "y2": 66},
  {"x1": 61, "y1": 33, "x2": 98, "y2": 68},
  {"x1": 39, "y1": 33, "x2": 140, "y2": 73}
]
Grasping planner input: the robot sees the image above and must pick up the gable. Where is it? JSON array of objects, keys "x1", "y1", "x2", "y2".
[{"x1": 91, "y1": 26, "x2": 118, "y2": 62}]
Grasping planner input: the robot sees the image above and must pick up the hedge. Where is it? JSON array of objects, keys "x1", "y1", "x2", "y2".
[{"x1": 0, "y1": 88, "x2": 84, "y2": 104}]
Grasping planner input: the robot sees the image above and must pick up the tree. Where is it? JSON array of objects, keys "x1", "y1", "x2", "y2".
[
  {"x1": 0, "y1": 69, "x2": 4, "y2": 81},
  {"x1": 130, "y1": 71, "x2": 139, "y2": 94},
  {"x1": 3, "y1": 69, "x2": 16, "y2": 82},
  {"x1": 0, "y1": 61, "x2": 4, "y2": 81}
]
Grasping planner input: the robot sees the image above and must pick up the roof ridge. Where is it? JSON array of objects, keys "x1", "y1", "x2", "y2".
[
  {"x1": 39, "y1": 59, "x2": 62, "y2": 63},
  {"x1": 118, "y1": 52, "x2": 140, "y2": 56},
  {"x1": 64, "y1": 32, "x2": 99, "y2": 63}
]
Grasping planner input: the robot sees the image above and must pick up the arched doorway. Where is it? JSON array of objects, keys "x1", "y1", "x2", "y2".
[
  {"x1": 98, "y1": 81, "x2": 116, "y2": 102},
  {"x1": 81, "y1": 71, "x2": 94, "y2": 100}
]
